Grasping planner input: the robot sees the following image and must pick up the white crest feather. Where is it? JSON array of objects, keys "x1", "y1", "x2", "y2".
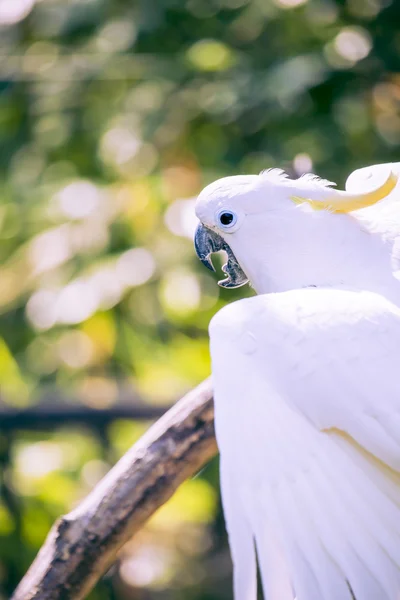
[
  {"x1": 259, "y1": 168, "x2": 290, "y2": 183},
  {"x1": 298, "y1": 173, "x2": 337, "y2": 189},
  {"x1": 259, "y1": 169, "x2": 337, "y2": 191}
]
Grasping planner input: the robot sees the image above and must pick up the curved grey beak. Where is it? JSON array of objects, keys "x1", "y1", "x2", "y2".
[{"x1": 194, "y1": 223, "x2": 249, "y2": 289}]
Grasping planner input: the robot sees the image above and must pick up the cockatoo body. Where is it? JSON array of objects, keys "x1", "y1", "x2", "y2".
[{"x1": 194, "y1": 163, "x2": 400, "y2": 600}]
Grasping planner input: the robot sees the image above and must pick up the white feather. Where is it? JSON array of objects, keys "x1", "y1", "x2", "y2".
[
  {"x1": 346, "y1": 162, "x2": 400, "y2": 281},
  {"x1": 210, "y1": 288, "x2": 400, "y2": 600},
  {"x1": 219, "y1": 463, "x2": 257, "y2": 600},
  {"x1": 298, "y1": 173, "x2": 336, "y2": 189},
  {"x1": 259, "y1": 167, "x2": 290, "y2": 182}
]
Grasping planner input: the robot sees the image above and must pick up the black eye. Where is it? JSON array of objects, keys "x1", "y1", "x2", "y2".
[{"x1": 218, "y1": 211, "x2": 237, "y2": 228}]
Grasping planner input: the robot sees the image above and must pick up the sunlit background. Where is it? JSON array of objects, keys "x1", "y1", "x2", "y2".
[{"x1": 0, "y1": 0, "x2": 399, "y2": 598}]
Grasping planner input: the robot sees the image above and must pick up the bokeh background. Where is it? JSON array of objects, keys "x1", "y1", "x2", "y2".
[{"x1": 0, "y1": 0, "x2": 399, "y2": 598}]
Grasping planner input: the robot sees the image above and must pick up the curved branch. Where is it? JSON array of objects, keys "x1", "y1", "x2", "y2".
[{"x1": 12, "y1": 379, "x2": 216, "y2": 600}]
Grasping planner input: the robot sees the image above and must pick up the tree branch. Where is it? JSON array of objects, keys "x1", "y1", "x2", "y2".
[{"x1": 12, "y1": 378, "x2": 216, "y2": 600}]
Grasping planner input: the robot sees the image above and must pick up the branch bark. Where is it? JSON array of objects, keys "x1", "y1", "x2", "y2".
[{"x1": 12, "y1": 378, "x2": 216, "y2": 600}]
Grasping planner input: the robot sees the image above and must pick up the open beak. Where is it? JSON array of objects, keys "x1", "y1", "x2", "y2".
[{"x1": 194, "y1": 223, "x2": 249, "y2": 289}]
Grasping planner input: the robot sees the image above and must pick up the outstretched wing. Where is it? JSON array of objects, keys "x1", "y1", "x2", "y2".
[
  {"x1": 210, "y1": 288, "x2": 400, "y2": 600},
  {"x1": 347, "y1": 162, "x2": 400, "y2": 278}
]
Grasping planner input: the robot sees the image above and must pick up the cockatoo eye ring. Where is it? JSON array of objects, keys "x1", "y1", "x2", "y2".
[{"x1": 217, "y1": 210, "x2": 237, "y2": 229}]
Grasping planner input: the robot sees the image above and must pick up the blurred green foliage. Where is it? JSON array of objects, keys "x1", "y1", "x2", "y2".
[{"x1": 0, "y1": 0, "x2": 399, "y2": 597}]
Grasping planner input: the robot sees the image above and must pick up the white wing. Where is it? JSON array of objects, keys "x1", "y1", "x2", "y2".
[
  {"x1": 210, "y1": 288, "x2": 400, "y2": 600},
  {"x1": 347, "y1": 162, "x2": 400, "y2": 279}
]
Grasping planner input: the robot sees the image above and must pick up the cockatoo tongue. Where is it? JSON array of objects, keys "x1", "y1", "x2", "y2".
[{"x1": 194, "y1": 223, "x2": 249, "y2": 289}]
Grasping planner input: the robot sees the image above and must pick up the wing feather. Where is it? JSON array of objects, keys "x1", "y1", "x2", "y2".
[
  {"x1": 220, "y1": 465, "x2": 257, "y2": 600},
  {"x1": 210, "y1": 288, "x2": 400, "y2": 599}
]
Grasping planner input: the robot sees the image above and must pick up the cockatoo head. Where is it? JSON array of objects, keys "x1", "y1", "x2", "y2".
[{"x1": 194, "y1": 167, "x2": 397, "y2": 294}]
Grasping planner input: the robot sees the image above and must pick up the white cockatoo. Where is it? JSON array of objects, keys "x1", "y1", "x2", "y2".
[{"x1": 194, "y1": 163, "x2": 400, "y2": 600}]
